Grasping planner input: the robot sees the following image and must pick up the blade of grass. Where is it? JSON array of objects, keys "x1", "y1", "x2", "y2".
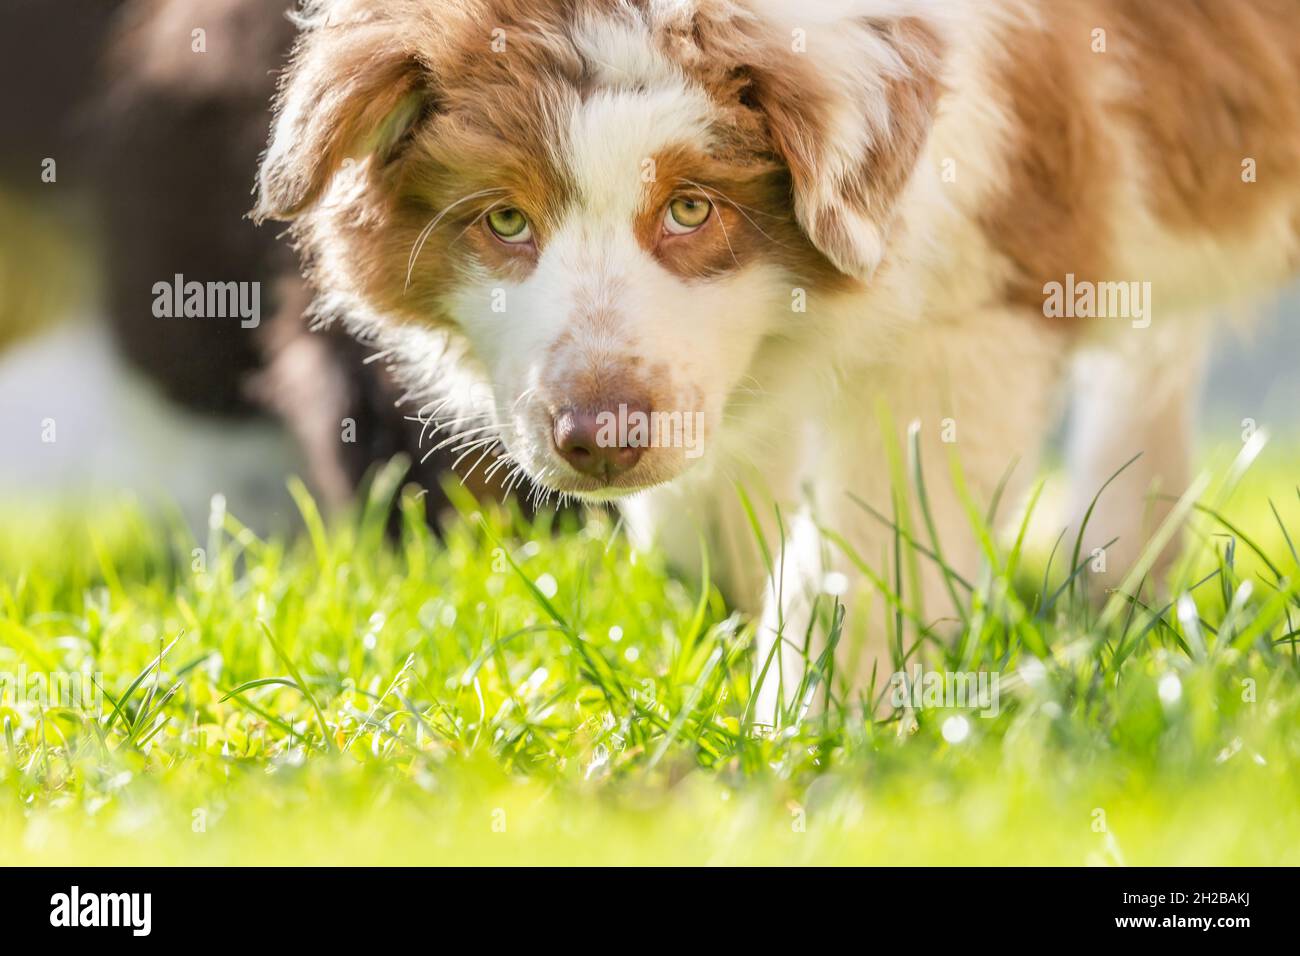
[
  {"x1": 1068, "y1": 452, "x2": 1142, "y2": 606},
  {"x1": 908, "y1": 419, "x2": 969, "y2": 629},
  {"x1": 257, "y1": 620, "x2": 336, "y2": 753}
]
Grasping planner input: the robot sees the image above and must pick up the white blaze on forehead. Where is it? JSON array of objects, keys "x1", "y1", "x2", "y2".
[
  {"x1": 564, "y1": 16, "x2": 716, "y2": 222},
  {"x1": 566, "y1": 87, "x2": 715, "y2": 220}
]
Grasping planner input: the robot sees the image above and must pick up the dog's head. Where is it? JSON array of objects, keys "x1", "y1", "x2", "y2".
[{"x1": 257, "y1": 0, "x2": 944, "y2": 499}]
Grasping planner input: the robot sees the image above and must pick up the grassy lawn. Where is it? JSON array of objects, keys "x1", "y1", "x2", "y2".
[{"x1": 1, "y1": 439, "x2": 1299, "y2": 866}]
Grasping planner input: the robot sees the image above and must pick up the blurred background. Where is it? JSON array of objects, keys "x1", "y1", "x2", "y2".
[
  {"x1": 1, "y1": 0, "x2": 304, "y2": 532},
  {"x1": 1, "y1": 0, "x2": 1296, "y2": 538},
  {"x1": 0, "y1": 0, "x2": 486, "y2": 535}
]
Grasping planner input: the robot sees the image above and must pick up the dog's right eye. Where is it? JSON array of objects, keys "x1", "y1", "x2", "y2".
[{"x1": 486, "y1": 208, "x2": 532, "y2": 244}]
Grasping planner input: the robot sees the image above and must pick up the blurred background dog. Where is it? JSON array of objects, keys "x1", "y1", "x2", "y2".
[{"x1": 0, "y1": 0, "x2": 522, "y2": 533}]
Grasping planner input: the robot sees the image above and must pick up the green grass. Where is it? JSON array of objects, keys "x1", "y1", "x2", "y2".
[{"x1": 1, "y1": 440, "x2": 1299, "y2": 866}]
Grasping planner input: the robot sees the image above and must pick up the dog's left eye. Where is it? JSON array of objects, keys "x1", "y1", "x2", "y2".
[
  {"x1": 664, "y1": 197, "x2": 712, "y2": 235},
  {"x1": 486, "y1": 207, "x2": 532, "y2": 243}
]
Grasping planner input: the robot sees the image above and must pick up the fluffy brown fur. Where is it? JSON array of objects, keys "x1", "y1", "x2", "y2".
[{"x1": 983, "y1": 0, "x2": 1300, "y2": 310}]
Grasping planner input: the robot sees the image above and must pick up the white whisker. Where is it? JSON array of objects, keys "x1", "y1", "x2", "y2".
[{"x1": 405, "y1": 188, "x2": 507, "y2": 289}]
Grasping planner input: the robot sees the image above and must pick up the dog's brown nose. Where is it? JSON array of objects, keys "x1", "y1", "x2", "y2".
[{"x1": 553, "y1": 405, "x2": 647, "y2": 481}]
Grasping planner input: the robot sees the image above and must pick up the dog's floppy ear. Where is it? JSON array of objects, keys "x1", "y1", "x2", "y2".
[
  {"x1": 255, "y1": 14, "x2": 428, "y2": 222},
  {"x1": 706, "y1": 5, "x2": 946, "y2": 280}
]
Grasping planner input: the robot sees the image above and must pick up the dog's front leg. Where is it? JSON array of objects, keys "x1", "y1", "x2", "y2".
[
  {"x1": 622, "y1": 447, "x2": 816, "y2": 729},
  {"x1": 750, "y1": 507, "x2": 840, "y2": 729},
  {"x1": 629, "y1": 488, "x2": 831, "y2": 730},
  {"x1": 752, "y1": 309, "x2": 1074, "y2": 725},
  {"x1": 1067, "y1": 327, "x2": 1211, "y2": 595}
]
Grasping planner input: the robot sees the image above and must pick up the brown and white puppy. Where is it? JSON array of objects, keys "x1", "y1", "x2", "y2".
[{"x1": 256, "y1": 0, "x2": 1300, "y2": 722}]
